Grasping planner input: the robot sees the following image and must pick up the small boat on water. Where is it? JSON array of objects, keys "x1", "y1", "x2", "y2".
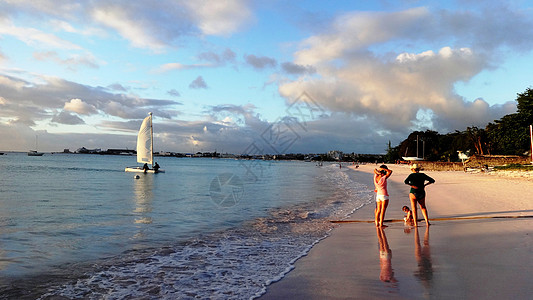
[
  {"x1": 27, "y1": 150, "x2": 44, "y2": 156},
  {"x1": 125, "y1": 112, "x2": 165, "y2": 173},
  {"x1": 28, "y1": 135, "x2": 44, "y2": 156}
]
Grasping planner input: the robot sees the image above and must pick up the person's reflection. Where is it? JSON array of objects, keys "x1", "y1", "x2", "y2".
[
  {"x1": 133, "y1": 174, "x2": 154, "y2": 225},
  {"x1": 376, "y1": 227, "x2": 397, "y2": 284},
  {"x1": 414, "y1": 226, "x2": 433, "y2": 287}
]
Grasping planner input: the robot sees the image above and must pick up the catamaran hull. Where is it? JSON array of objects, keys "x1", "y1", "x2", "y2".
[
  {"x1": 125, "y1": 167, "x2": 165, "y2": 173},
  {"x1": 28, "y1": 151, "x2": 44, "y2": 156},
  {"x1": 402, "y1": 157, "x2": 424, "y2": 161}
]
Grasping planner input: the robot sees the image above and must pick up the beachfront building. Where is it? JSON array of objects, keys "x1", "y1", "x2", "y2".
[{"x1": 328, "y1": 150, "x2": 343, "y2": 161}]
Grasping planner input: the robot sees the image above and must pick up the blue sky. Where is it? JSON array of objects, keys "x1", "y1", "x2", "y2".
[{"x1": 1, "y1": 0, "x2": 532, "y2": 154}]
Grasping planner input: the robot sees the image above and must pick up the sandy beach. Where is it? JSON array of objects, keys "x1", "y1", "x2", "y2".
[{"x1": 261, "y1": 164, "x2": 533, "y2": 299}]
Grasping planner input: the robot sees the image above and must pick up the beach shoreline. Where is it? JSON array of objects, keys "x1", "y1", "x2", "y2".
[{"x1": 260, "y1": 163, "x2": 533, "y2": 299}]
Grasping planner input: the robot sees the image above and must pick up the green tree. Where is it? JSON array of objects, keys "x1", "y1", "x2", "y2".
[
  {"x1": 383, "y1": 140, "x2": 399, "y2": 162},
  {"x1": 465, "y1": 126, "x2": 487, "y2": 155},
  {"x1": 486, "y1": 87, "x2": 533, "y2": 155}
]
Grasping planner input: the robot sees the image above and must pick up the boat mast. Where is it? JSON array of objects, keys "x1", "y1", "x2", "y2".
[
  {"x1": 149, "y1": 112, "x2": 153, "y2": 168},
  {"x1": 530, "y1": 125, "x2": 532, "y2": 164},
  {"x1": 416, "y1": 135, "x2": 419, "y2": 159}
]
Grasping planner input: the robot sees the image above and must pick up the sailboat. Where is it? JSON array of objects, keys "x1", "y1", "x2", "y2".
[
  {"x1": 28, "y1": 135, "x2": 44, "y2": 156},
  {"x1": 125, "y1": 112, "x2": 165, "y2": 173},
  {"x1": 402, "y1": 135, "x2": 424, "y2": 161}
]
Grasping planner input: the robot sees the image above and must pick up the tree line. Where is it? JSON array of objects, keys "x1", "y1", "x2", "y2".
[{"x1": 384, "y1": 87, "x2": 533, "y2": 162}]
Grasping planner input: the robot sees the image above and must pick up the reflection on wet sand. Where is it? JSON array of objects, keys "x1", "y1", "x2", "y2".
[
  {"x1": 414, "y1": 226, "x2": 433, "y2": 289},
  {"x1": 133, "y1": 174, "x2": 154, "y2": 225},
  {"x1": 376, "y1": 227, "x2": 398, "y2": 285}
]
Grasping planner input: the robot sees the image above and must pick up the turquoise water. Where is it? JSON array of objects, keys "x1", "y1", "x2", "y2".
[{"x1": 0, "y1": 153, "x2": 373, "y2": 299}]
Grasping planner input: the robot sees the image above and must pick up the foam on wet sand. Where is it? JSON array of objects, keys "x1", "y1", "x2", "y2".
[{"x1": 261, "y1": 164, "x2": 533, "y2": 299}]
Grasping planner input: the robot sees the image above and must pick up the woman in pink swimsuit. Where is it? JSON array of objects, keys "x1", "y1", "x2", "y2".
[{"x1": 374, "y1": 165, "x2": 393, "y2": 227}]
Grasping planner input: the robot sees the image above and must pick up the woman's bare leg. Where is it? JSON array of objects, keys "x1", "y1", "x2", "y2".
[
  {"x1": 418, "y1": 197, "x2": 431, "y2": 226},
  {"x1": 409, "y1": 194, "x2": 418, "y2": 227},
  {"x1": 379, "y1": 200, "x2": 389, "y2": 227},
  {"x1": 375, "y1": 203, "x2": 379, "y2": 227}
]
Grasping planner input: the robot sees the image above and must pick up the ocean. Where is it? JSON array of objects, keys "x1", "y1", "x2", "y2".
[{"x1": 0, "y1": 153, "x2": 373, "y2": 299}]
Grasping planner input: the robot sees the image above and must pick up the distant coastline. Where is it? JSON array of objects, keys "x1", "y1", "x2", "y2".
[{"x1": 0, "y1": 148, "x2": 386, "y2": 162}]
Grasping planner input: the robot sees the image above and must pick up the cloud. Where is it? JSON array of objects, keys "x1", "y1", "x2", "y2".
[
  {"x1": 210, "y1": 103, "x2": 261, "y2": 126},
  {"x1": 33, "y1": 51, "x2": 100, "y2": 70},
  {"x1": 168, "y1": 89, "x2": 181, "y2": 97},
  {"x1": 189, "y1": 76, "x2": 208, "y2": 89},
  {"x1": 294, "y1": 5, "x2": 533, "y2": 66},
  {"x1": 281, "y1": 62, "x2": 316, "y2": 75},
  {"x1": 294, "y1": 7, "x2": 431, "y2": 65},
  {"x1": 155, "y1": 48, "x2": 238, "y2": 73},
  {"x1": 51, "y1": 111, "x2": 85, "y2": 125},
  {"x1": 244, "y1": 54, "x2": 277, "y2": 69},
  {"x1": 0, "y1": 18, "x2": 82, "y2": 50},
  {"x1": 63, "y1": 98, "x2": 98, "y2": 115},
  {"x1": 183, "y1": 0, "x2": 253, "y2": 36},
  {"x1": 89, "y1": 0, "x2": 253, "y2": 52},
  {"x1": 197, "y1": 48, "x2": 236, "y2": 64},
  {"x1": 91, "y1": 5, "x2": 168, "y2": 53},
  {"x1": 107, "y1": 83, "x2": 128, "y2": 92},
  {"x1": 279, "y1": 5, "x2": 533, "y2": 140},
  {"x1": 0, "y1": 1, "x2": 256, "y2": 53},
  {"x1": 154, "y1": 62, "x2": 214, "y2": 73},
  {"x1": 280, "y1": 46, "x2": 500, "y2": 134},
  {"x1": 49, "y1": 19, "x2": 77, "y2": 33},
  {"x1": 0, "y1": 1, "x2": 83, "y2": 19},
  {"x1": 0, "y1": 73, "x2": 180, "y2": 128},
  {"x1": 283, "y1": 113, "x2": 396, "y2": 154},
  {"x1": 0, "y1": 2, "x2": 531, "y2": 155}
]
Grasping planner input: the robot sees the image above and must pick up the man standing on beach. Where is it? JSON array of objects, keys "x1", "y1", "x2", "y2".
[
  {"x1": 374, "y1": 165, "x2": 393, "y2": 227},
  {"x1": 404, "y1": 164, "x2": 435, "y2": 227}
]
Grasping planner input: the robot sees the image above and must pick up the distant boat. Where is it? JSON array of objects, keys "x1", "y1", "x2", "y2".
[
  {"x1": 28, "y1": 150, "x2": 44, "y2": 156},
  {"x1": 402, "y1": 156, "x2": 424, "y2": 161},
  {"x1": 28, "y1": 135, "x2": 44, "y2": 156},
  {"x1": 402, "y1": 135, "x2": 423, "y2": 161},
  {"x1": 125, "y1": 113, "x2": 165, "y2": 173}
]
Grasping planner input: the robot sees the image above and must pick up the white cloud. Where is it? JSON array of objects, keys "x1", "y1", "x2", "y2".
[
  {"x1": 49, "y1": 19, "x2": 77, "y2": 33},
  {"x1": 88, "y1": 0, "x2": 254, "y2": 52},
  {"x1": 280, "y1": 4, "x2": 533, "y2": 139},
  {"x1": 63, "y1": 98, "x2": 98, "y2": 115},
  {"x1": 294, "y1": 7, "x2": 430, "y2": 65},
  {"x1": 33, "y1": 51, "x2": 100, "y2": 70},
  {"x1": 280, "y1": 46, "x2": 497, "y2": 134},
  {"x1": 91, "y1": 6, "x2": 167, "y2": 53},
  {"x1": 183, "y1": 0, "x2": 253, "y2": 36},
  {"x1": 0, "y1": 19, "x2": 82, "y2": 50},
  {"x1": 154, "y1": 62, "x2": 214, "y2": 73},
  {"x1": 0, "y1": 73, "x2": 179, "y2": 133}
]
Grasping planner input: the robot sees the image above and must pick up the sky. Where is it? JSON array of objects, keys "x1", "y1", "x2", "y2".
[{"x1": 1, "y1": 0, "x2": 532, "y2": 155}]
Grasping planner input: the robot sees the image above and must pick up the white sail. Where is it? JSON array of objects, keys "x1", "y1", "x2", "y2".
[
  {"x1": 136, "y1": 113, "x2": 153, "y2": 165},
  {"x1": 125, "y1": 112, "x2": 164, "y2": 173}
]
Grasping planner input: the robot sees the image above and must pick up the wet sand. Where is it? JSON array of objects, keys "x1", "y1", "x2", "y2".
[{"x1": 260, "y1": 164, "x2": 533, "y2": 299}]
